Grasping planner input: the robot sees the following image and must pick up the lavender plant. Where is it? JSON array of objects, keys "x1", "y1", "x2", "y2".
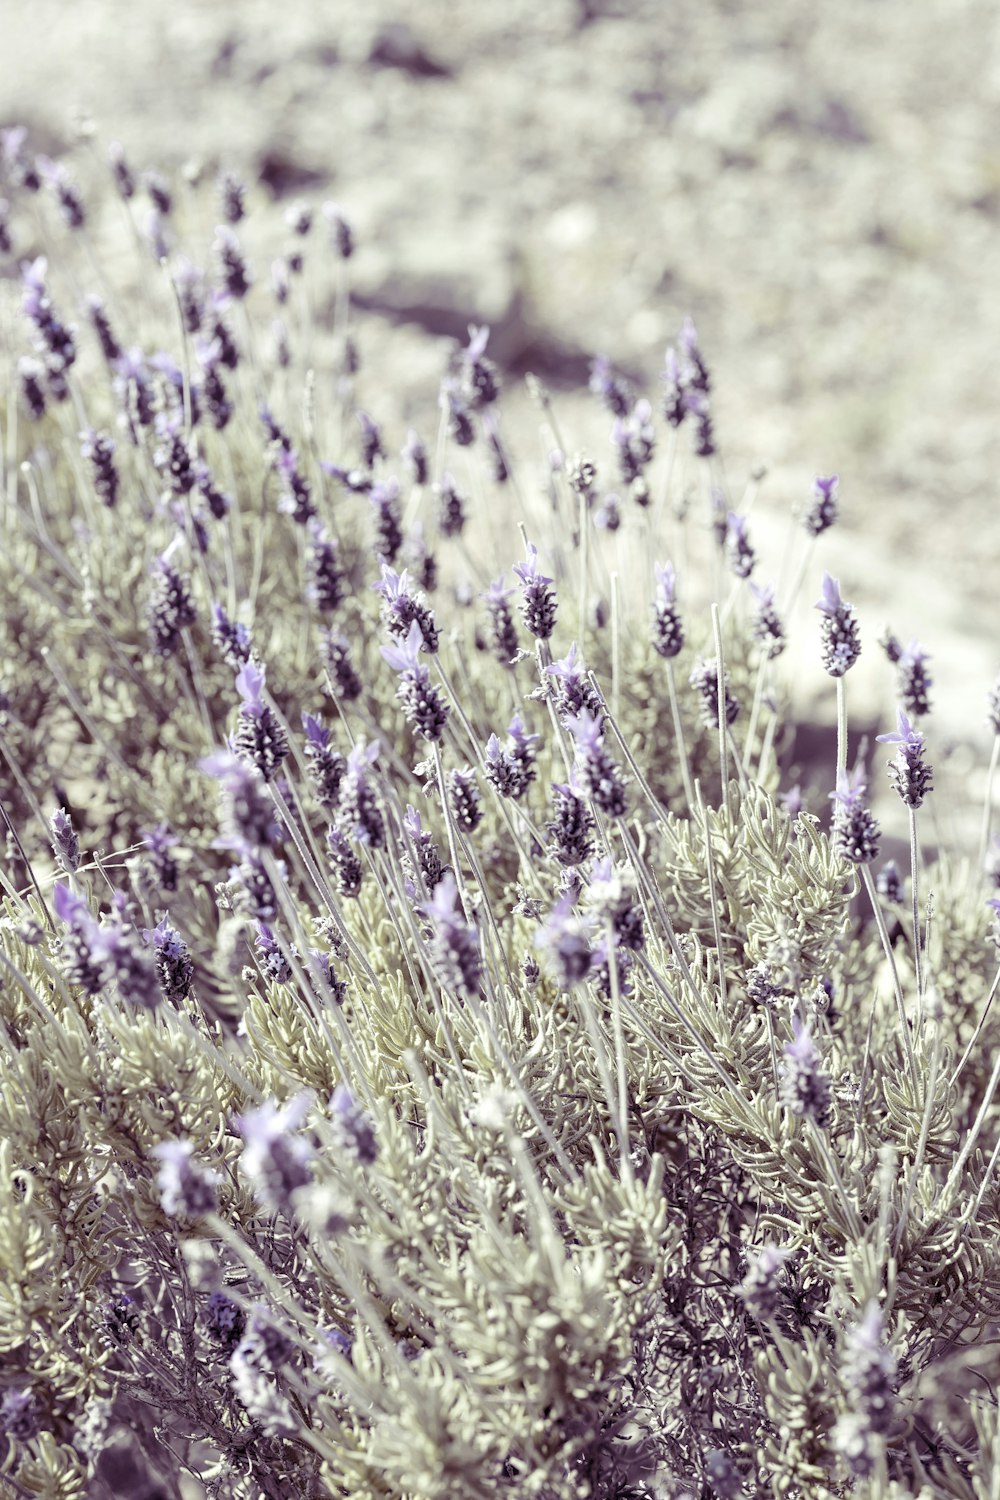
[{"x1": 2, "y1": 126, "x2": 1000, "y2": 1500}]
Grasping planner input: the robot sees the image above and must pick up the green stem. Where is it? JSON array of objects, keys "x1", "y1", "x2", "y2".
[{"x1": 860, "y1": 863, "x2": 918, "y2": 1093}]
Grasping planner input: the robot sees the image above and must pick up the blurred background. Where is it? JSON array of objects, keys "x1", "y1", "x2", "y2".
[{"x1": 4, "y1": 0, "x2": 1000, "y2": 740}]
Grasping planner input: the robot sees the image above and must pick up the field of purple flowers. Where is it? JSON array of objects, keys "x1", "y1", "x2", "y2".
[{"x1": 2, "y1": 119, "x2": 1000, "y2": 1500}]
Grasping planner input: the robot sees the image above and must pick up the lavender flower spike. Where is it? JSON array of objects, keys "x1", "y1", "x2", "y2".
[
  {"x1": 235, "y1": 1093, "x2": 314, "y2": 1216},
  {"x1": 53, "y1": 881, "x2": 106, "y2": 995},
  {"x1": 739, "y1": 1245, "x2": 791, "y2": 1321},
  {"x1": 233, "y1": 660, "x2": 289, "y2": 782},
  {"x1": 652, "y1": 561, "x2": 685, "y2": 660},
  {"x1": 381, "y1": 620, "x2": 450, "y2": 741},
  {"x1": 831, "y1": 766, "x2": 881, "y2": 864},
  {"x1": 200, "y1": 749, "x2": 279, "y2": 851},
  {"x1": 896, "y1": 640, "x2": 932, "y2": 718},
  {"x1": 804, "y1": 473, "x2": 839, "y2": 536},
  {"x1": 815, "y1": 573, "x2": 861, "y2": 677},
  {"x1": 338, "y1": 739, "x2": 385, "y2": 848},
  {"x1": 512, "y1": 542, "x2": 557, "y2": 640},
  {"x1": 152, "y1": 1139, "x2": 220, "y2": 1218},
  {"x1": 535, "y1": 893, "x2": 594, "y2": 989},
  {"x1": 421, "y1": 872, "x2": 483, "y2": 998},
  {"x1": 329, "y1": 1085, "x2": 378, "y2": 1165},
  {"x1": 566, "y1": 709, "x2": 628, "y2": 817},
  {"x1": 50, "y1": 807, "x2": 80, "y2": 873},
  {"x1": 876, "y1": 708, "x2": 933, "y2": 809},
  {"x1": 779, "y1": 1019, "x2": 832, "y2": 1127},
  {"x1": 143, "y1": 915, "x2": 194, "y2": 1002}
]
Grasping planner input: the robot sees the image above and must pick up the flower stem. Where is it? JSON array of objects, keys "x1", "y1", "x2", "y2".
[{"x1": 860, "y1": 863, "x2": 918, "y2": 1093}]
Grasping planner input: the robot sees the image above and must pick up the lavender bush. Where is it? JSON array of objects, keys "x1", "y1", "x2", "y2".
[{"x1": 2, "y1": 128, "x2": 1000, "y2": 1500}]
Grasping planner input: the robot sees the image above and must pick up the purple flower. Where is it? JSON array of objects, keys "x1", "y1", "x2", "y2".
[
  {"x1": 329, "y1": 1085, "x2": 378, "y2": 1166},
  {"x1": 152, "y1": 1139, "x2": 220, "y2": 1218},
  {"x1": 421, "y1": 873, "x2": 482, "y2": 998},
  {"x1": 401, "y1": 806, "x2": 444, "y2": 895},
  {"x1": 213, "y1": 225, "x2": 251, "y2": 299},
  {"x1": 322, "y1": 629, "x2": 363, "y2": 702},
  {"x1": 235, "y1": 1093, "x2": 314, "y2": 1215},
  {"x1": 482, "y1": 577, "x2": 520, "y2": 667},
  {"x1": 218, "y1": 170, "x2": 245, "y2": 225},
  {"x1": 512, "y1": 542, "x2": 557, "y2": 640},
  {"x1": 779, "y1": 1020, "x2": 831, "y2": 1127},
  {"x1": 356, "y1": 409, "x2": 386, "y2": 469},
  {"x1": 205, "y1": 1291, "x2": 245, "y2": 1351},
  {"x1": 804, "y1": 474, "x2": 839, "y2": 536},
  {"x1": 440, "y1": 376, "x2": 475, "y2": 446},
  {"x1": 815, "y1": 573, "x2": 861, "y2": 677},
  {"x1": 322, "y1": 201, "x2": 354, "y2": 259},
  {"x1": 202, "y1": 750, "x2": 279, "y2": 852},
  {"x1": 50, "y1": 807, "x2": 80, "y2": 873},
  {"x1": 750, "y1": 582, "x2": 785, "y2": 659},
  {"x1": 53, "y1": 882, "x2": 105, "y2": 990},
  {"x1": 545, "y1": 642, "x2": 604, "y2": 721},
  {"x1": 876, "y1": 708, "x2": 933, "y2": 809},
  {"x1": 725, "y1": 512, "x2": 756, "y2": 579},
  {"x1": 842, "y1": 1302, "x2": 896, "y2": 1430},
  {"x1": 230, "y1": 851, "x2": 286, "y2": 923},
  {"x1": 375, "y1": 563, "x2": 439, "y2": 653},
  {"x1": 233, "y1": 662, "x2": 289, "y2": 782},
  {"x1": 739, "y1": 1245, "x2": 791, "y2": 1321},
  {"x1": 896, "y1": 641, "x2": 932, "y2": 718},
  {"x1": 566, "y1": 710, "x2": 628, "y2": 817},
  {"x1": 484, "y1": 714, "x2": 539, "y2": 801},
  {"x1": 307, "y1": 523, "x2": 345, "y2": 612},
  {"x1": 327, "y1": 826, "x2": 364, "y2": 898},
  {"x1": 876, "y1": 860, "x2": 904, "y2": 904},
  {"x1": 2, "y1": 127, "x2": 41, "y2": 191},
  {"x1": 302, "y1": 713, "x2": 346, "y2": 809},
  {"x1": 535, "y1": 894, "x2": 594, "y2": 988},
  {"x1": 435, "y1": 472, "x2": 466, "y2": 538},
  {"x1": 254, "y1": 922, "x2": 294, "y2": 984},
  {"x1": 588, "y1": 354, "x2": 631, "y2": 417},
  {"x1": 611, "y1": 398, "x2": 655, "y2": 486},
  {"x1": 545, "y1": 780, "x2": 595, "y2": 868},
  {"x1": 142, "y1": 822, "x2": 180, "y2": 892},
  {"x1": 381, "y1": 622, "x2": 450, "y2": 741},
  {"x1": 306, "y1": 948, "x2": 347, "y2": 1006},
  {"x1": 147, "y1": 553, "x2": 197, "y2": 657},
  {"x1": 830, "y1": 767, "x2": 881, "y2": 864},
  {"x1": 274, "y1": 446, "x2": 315, "y2": 524},
  {"x1": 99, "y1": 914, "x2": 163, "y2": 1010},
  {"x1": 661, "y1": 347, "x2": 686, "y2": 427},
  {"x1": 229, "y1": 1333, "x2": 298, "y2": 1435},
  {"x1": 678, "y1": 315, "x2": 711, "y2": 393},
  {"x1": 211, "y1": 602, "x2": 252, "y2": 669},
  {"x1": 143, "y1": 915, "x2": 194, "y2": 1002},
  {"x1": 584, "y1": 858, "x2": 644, "y2": 952},
  {"x1": 689, "y1": 658, "x2": 740, "y2": 729},
  {"x1": 338, "y1": 740, "x2": 385, "y2": 848},
  {"x1": 18, "y1": 358, "x2": 47, "y2": 419},
  {"x1": 651, "y1": 562, "x2": 685, "y2": 660},
  {"x1": 1, "y1": 1387, "x2": 41, "y2": 1442},
  {"x1": 108, "y1": 141, "x2": 135, "y2": 200},
  {"x1": 380, "y1": 617, "x2": 422, "y2": 674},
  {"x1": 461, "y1": 323, "x2": 500, "y2": 410},
  {"x1": 402, "y1": 429, "x2": 428, "y2": 485},
  {"x1": 104, "y1": 1291, "x2": 140, "y2": 1347},
  {"x1": 80, "y1": 428, "x2": 119, "y2": 508},
  {"x1": 778, "y1": 784, "x2": 804, "y2": 820},
  {"x1": 447, "y1": 766, "x2": 482, "y2": 832}
]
